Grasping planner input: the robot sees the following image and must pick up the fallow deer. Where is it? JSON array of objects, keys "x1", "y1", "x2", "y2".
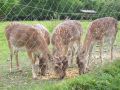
[
  {"x1": 5, "y1": 22, "x2": 51, "y2": 79},
  {"x1": 51, "y1": 20, "x2": 83, "y2": 79},
  {"x1": 33, "y1": 24, "x2": 50, "y2": 76},
  {"x1": 34, "y1": 24, "x2": 50, "y2": 45},
  {"x1": 77, "y1": 17, "x2": 118, "y2": 74}
]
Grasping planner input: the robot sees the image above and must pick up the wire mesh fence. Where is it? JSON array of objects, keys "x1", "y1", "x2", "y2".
[{"x1": 0, "y1": 0, "x2": 120, "y2": 89}]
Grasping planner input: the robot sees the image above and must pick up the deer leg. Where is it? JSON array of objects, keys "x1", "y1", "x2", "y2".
[
  {"x1": 76, "y1": 39, "x2": 81, "y2": 55},
  {"x1": 77, "y1": 57, "x2": 86, "y2": 74},
  {"x1": 10, "y1": 51, "x2": 13, "y2": 72},
  {"x1": 88, "y1": 44, "x2": 93, "y2": 66},
  {"x1": 52, "y1": 47, "x2": 57, "y2": 56},
  {"x1": 110, "y1": 45, "x2": 113, "y2": 62},
  {"x1": 99, "y1": 40, "x2": 103, "y2": 64},
  {"x1": 71, "y1": 41, "x2": 80, "y2": 66},
  {"x1": 40, "y1": 60, "x2": 47, "y2": 76},
  {"x1": 68, "y1": 44, "x2": 74, "y2": 67},
  {"x1": 110, "y1": 37, "x2": 116, "y2": 62},
  {"x1": 66, "y1": 45, "x2": 73, "y2": 67},
  {"x1": 15, "y1": 51, "x2": 21, "y2": 71},
  {"x1": 27, "y1": 51, "x2": 37, "y2": 79},
  {"x1": 34, "y1": 55, "x2": 41, "y2": 75},
  {"x1": 86, "y1": 41, "x2": 94, "y2": 68},
  {"x1": 61, "y1": 45, "x2": 68, "y2": 58},
  {"x1": 9, "y1": 44, "x2": 14, "y2": 72},
  {"x1": 110, "y1": 31, "x2": 117, "y2": 62},
  {"x1": 39, "y1": 54, "x2": 47, "y2": 76},
  {"x1": 71, "y1": 46, "x2": 75, "y2": 66},
  {"x1": 15, "y1": 51, "x2": 19, "y2": 69},
  {"x1": 8, "y1": 42, "x2": 13, "y2": 72}
]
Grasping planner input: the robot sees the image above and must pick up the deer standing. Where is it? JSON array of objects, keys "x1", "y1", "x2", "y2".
[
  {"x1": 51, "y1": 20, "x2": 83, "y2": 79},
  {"x1": 5, "y1": 22, "x2": 51, "y2": 79},
  {"x1": 77, "y1": 17, "x2": 118, "y2": 74}
]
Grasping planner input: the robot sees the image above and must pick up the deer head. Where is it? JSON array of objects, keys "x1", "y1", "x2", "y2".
[{"x1": 53, "y1": 55, "x2": 68, "y2": 79}]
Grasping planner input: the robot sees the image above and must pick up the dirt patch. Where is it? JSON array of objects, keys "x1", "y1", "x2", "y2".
[{"x1": 39, "y1": 68, "x2": 79, "y2": 80}]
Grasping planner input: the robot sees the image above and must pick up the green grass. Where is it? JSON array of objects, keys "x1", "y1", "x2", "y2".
[
  {"x1": 0, "y1": 20, "x2": 120, "y2": 90},
  {"x1": 44, "y1": 59, "x2": 120, "y2": 90}
]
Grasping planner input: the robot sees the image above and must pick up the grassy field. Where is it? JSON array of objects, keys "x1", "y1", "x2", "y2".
[
  {"x1": 44, "y1": 59, "x2": 120, "y2": 90},
  {"x1": 0, "y1": 20, "x2": 120, "y2": 90}
]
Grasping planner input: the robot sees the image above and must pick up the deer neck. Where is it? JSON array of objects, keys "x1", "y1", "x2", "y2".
[{"x1": 82, "y1": 32, "x2": 93, "y2": 55}]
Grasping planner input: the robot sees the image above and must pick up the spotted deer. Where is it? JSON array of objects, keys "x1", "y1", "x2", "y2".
[
  {"x1": 77, "y1": 17, "x2": 118, "y2": 74},
  {"x1": 5, "y1": 22, "x2": 51, "y2": 79},
  {"x1": 34, "y1": 24, "x2": 50, "y2": 76},
  {"x1": 51, "y1": 20, "x2": 83, "y2": 79},
  {"x1": 34, "y1": 24, "x2": 50, "y2": 45}
]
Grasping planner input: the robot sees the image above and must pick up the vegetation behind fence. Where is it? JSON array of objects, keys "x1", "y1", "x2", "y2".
[{"x1": 0, "y1": 0, "x2": 120, "y2": 20}]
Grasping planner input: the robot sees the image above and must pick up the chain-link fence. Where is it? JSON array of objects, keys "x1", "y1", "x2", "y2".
[{"x1": 0, "y1": 0, "x2": 120, "y2": 90}]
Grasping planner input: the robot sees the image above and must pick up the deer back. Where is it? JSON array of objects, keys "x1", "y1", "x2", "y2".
[
  {"x1": 88, "y1": 17, "x2": 118, "y2": 40},
  {"x1": 5, "y1": 22, "x2": 50, "y2": 54},
  {"x1": 34, "y1": 24, "x2": 50, "y2": 45},
  {"x1": 51, "y1": 20, "x2": 82, "y2": 47}
]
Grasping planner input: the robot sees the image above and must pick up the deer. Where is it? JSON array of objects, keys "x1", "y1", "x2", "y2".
[
  {"x1": 51, "y1": 20, "x2": 83, "y2": 79},
  {"x1": 77, "y1": 17, "x2": 118, "y2": 74},
  {"x1": 5, "y1": 22, "x2": 51, "y2": 79},
  {"x1": 34, "y1": 24, "x2": 50, "y2": 45},
  {"x1": 33, "y1": 24, "x2": 50, "y2": 76}
]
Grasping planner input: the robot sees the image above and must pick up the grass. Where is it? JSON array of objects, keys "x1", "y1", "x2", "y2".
[
  {"x1": 44, "y1": 59, "x2": 120, "y2": 90},
  {"x1": 0, "y1": 20, "x2": 120, "y2": 90}
]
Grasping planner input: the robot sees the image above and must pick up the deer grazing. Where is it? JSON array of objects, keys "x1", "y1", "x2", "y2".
[
  {"x1": 77, "y1": 17, "x2": 118, "y2": 74},
  {"x1": 5, "y1": 22, "x2": 51, "y2": 79},
  {"x1": 33, "y1": 24, "x2": 50, "y2": 76},
  {"x1": 51, "y1": 20, "x2": 83, "y2": 79}
]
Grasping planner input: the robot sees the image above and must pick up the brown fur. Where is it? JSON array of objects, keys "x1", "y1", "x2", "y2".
[
  {"x1": 5, "y1": 22, "x2": 51, "y2": 79},
  {"x1": 54, "y1": 56, "x2": 68, "y2": 79},
  {"x1": 77, "y1": 17, "x2": 118, "y2": 74},
  {"x1": 38, "y1": 56, "x2": 47, "y2": 76},
  {"x1": 33, "y1": 24, "x2": 50, "y2": 75},
  {"x1": 34, "y1": 24, "x2": 50, "y2": 45},
  {"x1": 51, "y1": 20, "x2": 83, "y2": 79}
]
